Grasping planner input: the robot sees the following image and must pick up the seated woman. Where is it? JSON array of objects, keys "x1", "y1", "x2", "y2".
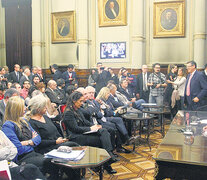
[
  {"x1": 63, "y1": 91, "x2": 117, "y2": 174},
  {"x1": 96, "y1": 87, "x2": 130, "y2": 144},
  {"x1": 2, "y1": 96, "x2": 58, "y2": 179},
  {"x1": 27, "y1": 94, "x2": 78, "y2": 154},
  {"x1": 0, "y1": 130, "x2": 45, "y2": 180}
]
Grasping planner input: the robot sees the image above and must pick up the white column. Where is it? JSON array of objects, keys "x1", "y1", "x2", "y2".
[
  {"x1": 41, "y1": 0, "x2": 50, "y2": 68},
  {"x1": 88, "y1": 0, "x2": 96, "y2": 68},
  {"x1": 77, "y1": 0, "x2": 89, "y2": 69},
  {"x1": 0, "y1": 3, "x2": 6, "y2": 66},
  {"x1": 32, "y1": 0, "x2": 42, "y2": 67},
  {"x1": 193, "y1": 0, "x2": 206, "y2": 68},
  {"x1": 131, "y1": 0, "x2": 145, "y2": 68}
]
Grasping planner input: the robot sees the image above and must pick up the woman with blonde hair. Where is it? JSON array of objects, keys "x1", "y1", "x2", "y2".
[
  {"x1": 96, "y1": 87, "x2": 130, "y2": 145},
  {"x1": 2, "y1": 96, "x2": 58, "y2": 179},
  {"x1": 167, "y1": 67, "x2": 186, "y2": 112}
]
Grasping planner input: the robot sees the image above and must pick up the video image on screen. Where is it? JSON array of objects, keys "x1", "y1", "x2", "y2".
[{"x1": 100, "y1": 42, "x2": 126, "y2": 59}]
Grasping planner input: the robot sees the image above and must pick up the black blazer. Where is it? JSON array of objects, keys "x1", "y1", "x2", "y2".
[
  {"x1": 63, "y1": 110, "x2": 92, "y2": 138},
  {"x1": 136, "y1": 72, "x2": 150, "y2": 95},
  {"x1": 8, "y1": 71, "x2": 22, "y2": 83},
  {"x1": 19, "y1": 75, "x2": 31, "y2": 87},
  {"x1": 53, "y1": 70, "x2": 62, "y2": 81},
  {"x1": 45, "y1": 88, "x2": 62, "y2": 106}
]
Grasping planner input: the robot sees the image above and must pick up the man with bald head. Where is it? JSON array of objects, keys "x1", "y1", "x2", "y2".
[
  {"x1": 136, "y1": 65, "x2": 150, "y2": 102},
  {"x1": 45, "y1": 80, "x2": 62, "y2": 106}
]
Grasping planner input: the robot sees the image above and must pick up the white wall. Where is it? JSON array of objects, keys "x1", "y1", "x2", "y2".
[{"x1": 31, "y1": 0, "x2": 207, "y2": 69}]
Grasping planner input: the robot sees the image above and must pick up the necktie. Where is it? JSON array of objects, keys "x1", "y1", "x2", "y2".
[
  {"x1": 186, "y1": 74, "x2": 192, "y2": 96},
  {"x1": 143, "y1": 73, "x2": 147, "y2": 91},
  {"x1": 17, "y1": 72, "x2": 19, "y2": 81}
]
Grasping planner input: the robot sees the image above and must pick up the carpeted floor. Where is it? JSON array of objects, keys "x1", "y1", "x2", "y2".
[{"x1": 84, "y1": 123, "x2": 170, "y2": 180}]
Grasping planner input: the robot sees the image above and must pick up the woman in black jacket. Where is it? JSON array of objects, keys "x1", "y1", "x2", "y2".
[{"x1": 63, "y1": 91, "x2": 117, "y2": 174}]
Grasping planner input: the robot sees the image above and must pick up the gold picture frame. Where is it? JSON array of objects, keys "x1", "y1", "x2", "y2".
[
  {"x1": 98, "y1": 0, "x2": 127, "y2": 27},
  {"x1": 153, "y1": 1, "x2": 185, "y2": 38},
  {"x1": 51, "y1": 11, "x2": 76, "y2": 43},
  {"x1": 155, "y1": 145, "x2": 182, "y2": 160}
]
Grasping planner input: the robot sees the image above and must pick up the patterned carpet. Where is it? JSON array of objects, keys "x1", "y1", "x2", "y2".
[{"x1": 85, "y1": 123, "x2": 170, "y2": 180}]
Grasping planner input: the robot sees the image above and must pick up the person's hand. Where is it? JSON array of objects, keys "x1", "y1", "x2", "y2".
[
  {"x1": 90, "y1": 125, "x2": 102, "y2": 131},
  {"x1": 147, "y1": 83, "x2": 153, "y2": 86},
  {"x1": 69, "y1": 78, "x2": 73, "y2": 81},
  {"x1": 167, "y1": 80, "x2": 172, "y2": 84},
  {"x1": 56, "y1": 137, "x2": 65, "y2": 144},
  {"x1": 156, "y1": 84, "x2": 161, "y2": 88},
  {"x1": 193, "y1": 97, "x2": 199, "y2": 103},
  {"x1": 131, "y1": 98, "x2": 136, "y2": 102},
  {"x1": 21, "y1": 141, "x2": 29, "y2": 146},
  {"x1": 32, "y1": 131, "x2": 38, "y2": 138}
]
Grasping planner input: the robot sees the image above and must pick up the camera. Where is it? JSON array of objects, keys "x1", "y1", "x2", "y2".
[{"x1": 100, "y1": 67, "x2": 105, "y2": 70}]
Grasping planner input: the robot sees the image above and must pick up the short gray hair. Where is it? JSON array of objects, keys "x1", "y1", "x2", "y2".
[
  {"x1": 28, "y1": 94, "x2": 47, "y2": 116},
  {"x1": 4, "y1": 88, "x2": 19, "y2": 99}
]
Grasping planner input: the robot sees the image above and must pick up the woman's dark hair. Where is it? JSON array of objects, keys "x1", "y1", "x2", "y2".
[
  {"x1": 66, "y1": 85, "x2": 77, "y2": 97},
  {"x1": 65, "y1": 91, "x2": 83, "y2": 111},
  {"x1": 56, "y1": 78, "x2": 65, "y2": 87}
]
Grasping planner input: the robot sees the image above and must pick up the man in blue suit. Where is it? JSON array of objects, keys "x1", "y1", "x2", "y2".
[
  {"x1": 184, "y1": 61, "x2": 207, "y2": 111},
  {"x1": 62, "y1": 64, "x2": 78, "y2": 89}
]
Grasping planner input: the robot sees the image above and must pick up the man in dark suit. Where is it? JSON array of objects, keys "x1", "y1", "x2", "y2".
[
  {"x1": 184, "y1": 61, "x2": 207, "y2": 111},
  {"x1": 8, "y1": 64, "x2": 22, "y2": 83},
  {"x1": 62, "y1": 64, "x2": 78, "y2": 89},
  {"x1": 136, "y1": 65, "x2": 150, "y2": 102},
  {"x1": 45, "y1": 80, "x2": 62, "y2": 106},
  {"x1": 20, "y1": 67, "x2": 31, "y2": 87},
  {"x1": 0, "y1": 88, "x2": 19, "y2": 128},
  {"x1": 51, "y1": 64, "x2": 62, "y2": 81},
  {"x1": 203, "y1": 64, "x2": 207, "y2": 80},
  {"x1": 118, "y1": 79, "x2": 145, "y2": 110}
]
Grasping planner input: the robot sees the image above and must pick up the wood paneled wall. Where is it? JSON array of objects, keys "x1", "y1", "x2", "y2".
[{"x1": 43, "y1": 67, "x2": 169, "y2": 87}]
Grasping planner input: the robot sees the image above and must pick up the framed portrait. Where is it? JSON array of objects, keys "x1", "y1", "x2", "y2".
[
  {"x1": 153, "y1": 1, "x2": 185, "y2": 38},
  {"x1": 98, "y1": 0, "x2": 127, "y2": 27},
  {"x1": 51, "y1": 11, "x2": 76, "y2": 43},
  {"x1": 155, "y1": 145, "x2": 182, "y2": 160}
]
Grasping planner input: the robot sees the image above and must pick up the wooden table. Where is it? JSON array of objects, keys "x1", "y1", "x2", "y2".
[
  {"x1": 153, "y1": 111, "x2": 207, "y2": 180},
  {"x1": 52, "y1": 146, "x2": 111, "y2": 180}
]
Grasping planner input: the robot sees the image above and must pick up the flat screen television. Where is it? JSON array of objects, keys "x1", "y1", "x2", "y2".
[{"x1": 100, "y1": 42, "x2": 126, "y2": 59}]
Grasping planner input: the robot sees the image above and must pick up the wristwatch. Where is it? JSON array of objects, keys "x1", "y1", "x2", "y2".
[{"x1": 28, "y1": 140, "x2": 33, "y2": 146}]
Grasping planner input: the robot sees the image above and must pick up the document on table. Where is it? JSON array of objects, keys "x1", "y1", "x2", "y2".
[{"x1": 45, "y1": 149, "x2": 85, "y2": 161}]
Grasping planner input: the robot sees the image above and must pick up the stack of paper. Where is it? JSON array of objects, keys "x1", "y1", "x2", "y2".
[{"x1": 45, "y1": 149, "x2": 85, "y2": 161}]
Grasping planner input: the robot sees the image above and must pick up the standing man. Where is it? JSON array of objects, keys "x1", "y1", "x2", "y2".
[
  {"x1": 51, "y1": 64, "x2": 62, "y2": 81},
  {"x1": 62, "y1": 64, "x2": 78, "y2": 89},
  {"x1": 136, "y1": 65, "x2": 150, "y2": 102},
  {"x1": 184, "y1": 61, "x2": 207, "y2": 110},
  {"x1": 92, "y1": 62, "x2": 111, "y2": 93},
  {"x1": 148, "y1": 63, "x2": 167, "y2": 106},
  {"x1": 8, "y1": 64, "x2": 22, "y2": 83}
]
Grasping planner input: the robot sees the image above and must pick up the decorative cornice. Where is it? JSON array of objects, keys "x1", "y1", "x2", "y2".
[
  {"x1": 131, "y1": 35, "x2": 146, "y2": 42},
  {"x1": 194, "y1": 33, "x2": 206, "y2": 40},
  {"x1": 32, "y1": 41, "x2": 46, "y2": 47}
]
